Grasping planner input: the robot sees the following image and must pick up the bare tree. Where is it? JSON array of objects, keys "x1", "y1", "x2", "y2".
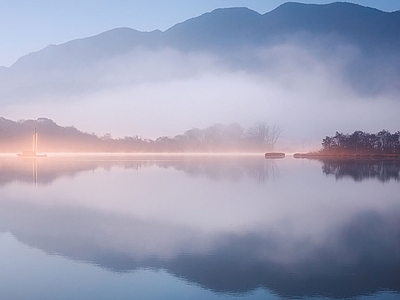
[
  {"x1": 269, "y1": 124, "x2": 283, "y2": 151},
  {"x1": 246, "y1": 122, "x2": 283, "y2": 151}
]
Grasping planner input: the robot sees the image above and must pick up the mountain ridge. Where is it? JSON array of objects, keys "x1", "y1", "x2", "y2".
[{"x1": 8, "y1": 2, "x2": 400, "y2": 70}]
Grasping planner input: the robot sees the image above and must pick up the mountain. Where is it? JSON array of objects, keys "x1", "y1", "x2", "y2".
[
  {"x1": 164, "y1": 2, "x2": 400, "y2": 53},
  {"x1": 164, "y1": 7, "x2": 264, "y2": 50},
  {"x1": 7, "y1": 3, "x2": 400, "y2": 69},
  {"x1": 258, "y1": 2, "x2": 400, "y2": 52},
  {"x1": 1, "y1": 2, "x2": 399, "y2": 140},
  {"x1": 9, "y1": 2, "x2": 400, "y2": 69},
  {"x1": 11, "y1": 28, "x2": 164, "y2": 71}
]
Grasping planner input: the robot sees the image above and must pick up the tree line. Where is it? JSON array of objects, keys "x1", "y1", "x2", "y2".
[
  {"x1": 0, "y1": 118, "x2": 282, "y2": 152},
  {"x1": 321, "y1": 130, "x2": 400, "y2": 154},
  {"x1": 152, "y1": 122, "x2": 282, "y2": 152}
]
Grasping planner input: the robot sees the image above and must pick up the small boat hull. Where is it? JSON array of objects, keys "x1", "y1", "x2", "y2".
[{"x1": 17, "y1": 152, "x2": 47, "y2": 158}]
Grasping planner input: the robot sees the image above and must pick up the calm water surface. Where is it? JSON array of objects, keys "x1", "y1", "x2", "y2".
[{"x1": 0, "y1": 155, "x2": 399, "y2": 299}]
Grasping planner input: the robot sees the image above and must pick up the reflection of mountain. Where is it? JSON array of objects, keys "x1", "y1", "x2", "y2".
[
  {"x1": 0, "y1": 198, "x2": 399, "y2": 299},
  {"x1": 0, "y1": 156, "x2": 277, "y2": 186},
  {"x1": 166, "y1": 210, "x2": 400, "y2": 298},
  {"x1": 321, "y1": 159, "x2": 400, "y2": 182}
]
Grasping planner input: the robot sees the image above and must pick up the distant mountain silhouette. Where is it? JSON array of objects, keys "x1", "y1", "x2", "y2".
[
  {"x1": 1, "y1": 2, "x2": 399, "y2": 101},
  {"x1": 11, "y1": 28, "x2": 164, "y2": 71},
  {"x1": 165, "y1": 3, "x2": 400, "y2": 52},
  {"x1": 164, "y1": 7, "x2": 264, "y2": 51},
  {"x1": 11, "y1": 3, "x2": 400, "y2": 64},
  {"x1": 260, "y1": 2, "x2": 400, "y2": 51}
]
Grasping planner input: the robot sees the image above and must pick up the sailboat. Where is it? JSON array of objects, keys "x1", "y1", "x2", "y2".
[{"x1": 17, "y1": 128, "x2": 47, "y2": 157}]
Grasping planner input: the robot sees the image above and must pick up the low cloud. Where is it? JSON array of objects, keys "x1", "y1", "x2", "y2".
[{"x1": 2, "y1": 42, "x2": 399, "y2": 151}]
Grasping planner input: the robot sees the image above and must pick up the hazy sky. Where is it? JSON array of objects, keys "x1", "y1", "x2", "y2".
[{"x1": 1, "y1": 0, "x2": 400, "y2": 67}]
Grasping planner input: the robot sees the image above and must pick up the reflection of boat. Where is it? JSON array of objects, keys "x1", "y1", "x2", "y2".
[
  {"x1": 17, "y1": 128, "x2": 47, "y2": 157},
  {"x1": 264, "y1": 152, "x2": 285, "y2": 159}
]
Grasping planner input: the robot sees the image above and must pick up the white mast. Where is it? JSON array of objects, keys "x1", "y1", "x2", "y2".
[{"x1": 32, "y1": 127, "x2": 38, "y2": 153}]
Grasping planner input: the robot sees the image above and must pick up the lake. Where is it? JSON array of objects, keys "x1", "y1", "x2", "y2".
[{"x1": 0, "y1": 155, "x2": 399, "y2": 299}]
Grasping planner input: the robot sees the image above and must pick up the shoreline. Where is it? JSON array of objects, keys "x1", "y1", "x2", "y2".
[
  {"x1": 0, "y1": 152, "x2": 268, "y2": 158},
  {"x1": 293, "y1": 152, "x2": 400, "y2": 160}
]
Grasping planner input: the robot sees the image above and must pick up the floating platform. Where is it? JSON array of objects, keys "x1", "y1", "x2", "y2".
[{"x1": 264, "y1": 152, "x2": 285, "y2": 159}]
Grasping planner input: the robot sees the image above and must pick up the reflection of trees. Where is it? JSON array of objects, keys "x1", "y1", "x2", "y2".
[
  {"x1": 321, "y1": 159, "x2": 400, "y2": 182},
  {"x1": 10, "y1": 156, "x2": 399, "y2": 186},
  {"x1": 0, "y1": 156, "x2": 279, "y2": 186},
  {"x1": 0, "y1": 157, "x2": 155, "y2": 186},
  {"x1": 246, "y1": 159, "x2": 279, "y2": 183},
  {"x1": 156, "y1": 157, "x2": 279, "y2": 183}
]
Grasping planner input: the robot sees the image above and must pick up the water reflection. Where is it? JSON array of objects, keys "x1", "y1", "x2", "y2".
[
  {"x1": 157, "y1": 157, "x2": 279, "y2": 183},
  {"x1": 0, "y1": 157, "x2": 95, "y2": 186},
  {"x1": 1, "y1": 198, "x2": 399, "y2": 298},
  {"x1": 0, "y1": 156, "x2": 278, "y2": 186},
  {"x1": 0, "y1": 156, "x2": 399, "y2": 299},
  {"x1": 320, "y1": 159, "x2": 400, "y2": 182}
]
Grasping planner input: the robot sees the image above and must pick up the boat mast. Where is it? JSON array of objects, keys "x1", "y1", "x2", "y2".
[{"x1": 32, "y1": 127, "x2": 38, "y2": 153}]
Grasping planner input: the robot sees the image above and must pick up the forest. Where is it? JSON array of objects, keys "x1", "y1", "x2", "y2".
[
  {"x1": 0, "y1": 118, "x2": 282, "y2": 153},
  {"x1": 321, "y1": 130, "x2": 400, "y2": 154}
]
